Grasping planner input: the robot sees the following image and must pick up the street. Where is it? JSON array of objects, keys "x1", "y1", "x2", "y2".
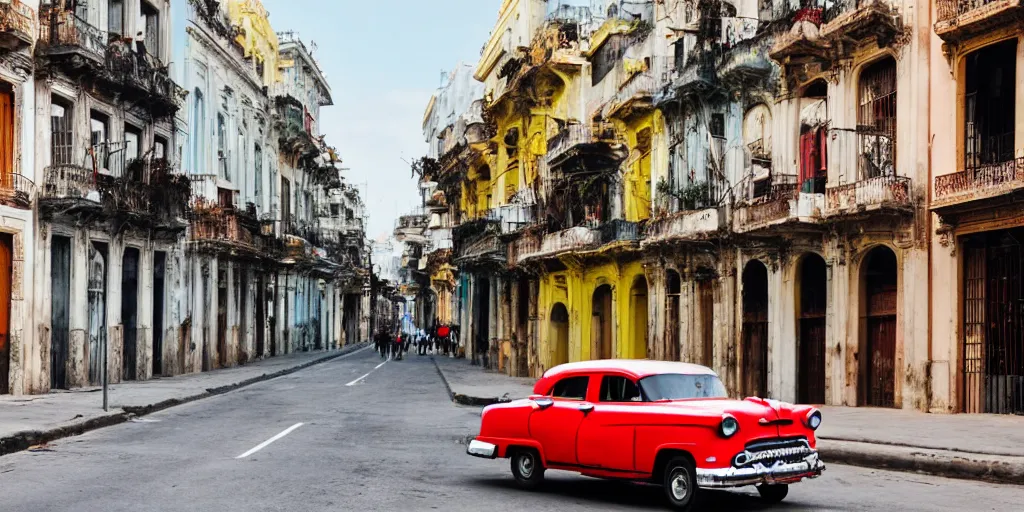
[{"x1": 1, "y1": 348, "x2": 1021, "y2": 512}]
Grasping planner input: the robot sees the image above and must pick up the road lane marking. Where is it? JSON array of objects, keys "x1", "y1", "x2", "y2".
[
  {"x1": 345, "y1": 360, "x2": 386, "y2": 386},
  {"x1": 236, "y1": 423, "x2": 304, "y2": 459}
]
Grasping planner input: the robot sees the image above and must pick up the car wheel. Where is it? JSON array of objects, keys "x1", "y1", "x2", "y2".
[
  {"x1": 757, "y1": 484, "x2": 789, "y2": 504},
  {"x1": 663, "y1": 456, "x2": 697, "y2": 510},
  {"x1": 510, "y1": 449, "x2": 544, "y2": 490}
]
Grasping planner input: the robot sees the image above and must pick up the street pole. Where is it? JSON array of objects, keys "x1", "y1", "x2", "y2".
[{"x1": 102, "y1": 332, "x2": 108, "y2": 411}]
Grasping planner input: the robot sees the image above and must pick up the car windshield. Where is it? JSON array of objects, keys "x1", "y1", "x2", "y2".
[{"x1": 639, "y1": 374, "x2": 729, "y2": 401}]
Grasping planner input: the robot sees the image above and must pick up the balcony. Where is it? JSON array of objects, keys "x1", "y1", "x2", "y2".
[
  {"x1": 547, "y1": 122, "x2": 627, "y2": 170},
  {"x1": 604, "y1": 71, "x2": 656, "y2": 120},
  {"x1": 507, "y1": 231, "x2": 542, "y2": 267},
  {"x1": 642, "y1": 208, "x2": 723, "y2": 246},
  {"x1": 935, "y1": 0, "x2": 1023, "y2": 42},
  {"x1": 820, "y1": 0, "x2": 902, "y2": 50},
  {"x1": 37, "y1": 8, "x2": 105, "y2": 63},
  {"x1": 516, "y1": 226, "x2": 598, "y2": 262},
  {"x1": 671, "y1": 48, "x2": 718, "y2": 97},
  {"x1": 485, "y1": 201, "x2": 536, "y2": 234},
  {"x1": 717, "y1": 33, "x2": 774, "y2": 88},
  {"x1": 395, "y1": 210, "x2": 429, "y2": 242},
  {"x1": 39, "y1": 164, "x2": 100, "y2": 210},
  {"x1": 597, "y1": 219, "x2": 640, "y2": 246},
  {"x1": 190, "y1": 208, "x2": 258, "y2": 254},
  {"x1": 825, "y1": 174, "x2": 912, "y2": 215},
  {"x1": 276, "y1": 101, "x2": 317, "y2": 153},
  {"x1": 38, "y1": 8, "x2": 178, "y2": 114},
  {"x1": 823, "y1": 130, "x2": 912, "y2": 216},
  {"x1": 456, "y1": 233, "x2": 505, "y2": 267},
  {"x1": 0, "y1": 173, "x2": 33, "y2": 209},
  {"x1": 769, "y1": 8, "x2": 831, "y2": 62},
  {"x1": 0, "y1": 0, "x2": 34, "y2": 50},
  {"x1": 933, "y1": 158, "x2": 1024, "y2": 211}
]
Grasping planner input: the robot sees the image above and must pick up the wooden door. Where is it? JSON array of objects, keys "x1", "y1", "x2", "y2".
[
  {"x1": 742, "y1": 263, "x2": 769, "y2": 398},
  {"x1": 121, "y1": 248, "x2": 140, "y2": 380},
  {"x1": 0, "y1": 236, "x2": 11, "y2": 394},
  {"x1": 87, "y1": 242, "x2": 106, "y2": 385},
  {"x1": 152, "y1": 252, "x2": 166, "y2": 376},
  {"x1": 798, "y1": 256, "x2": 828, "y2": 405},
  {"x1": 51, "y1": 237, "x2": 72, "y2": 390},
  {"x1": 865, "y1": 249, "x2": 898, "y2": 408},
  {"x1": 698, "y1": 280, "x2": 714, "y2": 368}
]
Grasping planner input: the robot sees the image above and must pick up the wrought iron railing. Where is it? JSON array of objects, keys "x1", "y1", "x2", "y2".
[
  {"x1": 735, "y1": 174, "x2": 799, "y2": 229},
  {"x1": 598, "y1": 219, "x2": 640, "y2": 245},
  {"x1": 934, "y1": 157, "x2": 1024, "y2": 201},
  {"x1": 0, "y1": 173, "x2": 34, "y2": 209},
  {"x1": 191, "y1": 212, "x2": 255, "y2": 249},
  {"x1": 0, "y1": 0, "x2": 35, "y2": 45},
  {"x1": 38, "y1": 8, "x2": 106, "y2": 61}
]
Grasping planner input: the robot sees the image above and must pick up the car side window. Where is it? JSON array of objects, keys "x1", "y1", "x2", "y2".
[
  {"x1": 551, "y1": 376, "x2": 589, "y2": 400},
  {"x1": 599, "y1": 375, "x2": 641, "y2": 402}
]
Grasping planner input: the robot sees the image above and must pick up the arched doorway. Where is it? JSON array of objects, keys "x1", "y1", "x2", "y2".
[
  {"x1": 741, "y1": 261, "x2": 769, "y2": 398},
  {"x1": 798, "y1": 254, "x2": 828, "y2": 404},
  {"x1": 629, "y1": 276, "x2": 648, "y2": 359},
  {"x1": 592, "y1": 285, "x2": 613, "y2": 360},
  {"x1": 863, "y1": 246, "x2": 898, "y2": 408},
  {"x1": 666, "y1": 270, "x2": 681, "y2": 361},
  {"x1": 550, "y1": 303, "x2": 569, "y2": 367}
]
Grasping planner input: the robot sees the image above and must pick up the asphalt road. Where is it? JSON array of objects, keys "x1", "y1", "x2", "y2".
[{"x1": 1, "y1": 348, "x2": 1022, "y2": 512}]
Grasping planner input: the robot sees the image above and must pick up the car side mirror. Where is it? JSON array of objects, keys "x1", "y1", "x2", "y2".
[{"x1": 532, "y1": 397, "x2": 554, "y2": 410}]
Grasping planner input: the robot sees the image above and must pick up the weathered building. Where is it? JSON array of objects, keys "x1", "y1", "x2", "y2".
[
  {"x1": 34, "y1": 0, "x2": 186, "y2": 391},
  {"x1": 929, "y1": 0, "x2": 1024, "y2": 414},
  {"x1": 180, "y1": 0, "x2": 282, "y2": 371},
  {"x1": 0, "y1": 0, "x2": 41, "y2": 394},
  {"x1": 422, "y1": 0, "x2": 1023, "y2": 415}
]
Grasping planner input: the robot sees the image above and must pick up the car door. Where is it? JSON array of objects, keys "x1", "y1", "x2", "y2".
[
  {"x1": 528, "y1": 374, "x2": 591, "y2": 466},
  {"x1": 576, "y1": 374, "x2": 640, "y2": 471}
]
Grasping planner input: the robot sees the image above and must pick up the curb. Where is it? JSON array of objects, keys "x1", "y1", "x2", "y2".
[
  {"x1": 430, "y1": 356, "x2": 512, "y2": 407},
  {"x1": 818, "y1": 439, "x2": 1024, "y2": 486},
  {"x1": 0, "y1": 343, "x2": 369, "y2": 458}
]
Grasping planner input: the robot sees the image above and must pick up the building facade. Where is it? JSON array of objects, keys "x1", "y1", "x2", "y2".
[
  {"x1": 0, "y1": 0, "x2": 372, "y2": 396},
  {"x1": 412, "y1": 0, "x2": 1023, "y2": 415}
]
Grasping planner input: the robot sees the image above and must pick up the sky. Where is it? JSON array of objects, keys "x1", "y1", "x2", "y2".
[{"x1": 260, "y1": 0, "x2": 503, "y2": 239}]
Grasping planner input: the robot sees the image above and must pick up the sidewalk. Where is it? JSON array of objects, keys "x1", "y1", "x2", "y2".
[
  {"x1": 0, "y1": 343, "x2": 368, "y2": 457},
  {"x1": 432, "y1": 356, "x2": 1024, "y2": 485}
]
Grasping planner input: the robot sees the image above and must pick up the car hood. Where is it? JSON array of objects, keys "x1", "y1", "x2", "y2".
[{"x1": 660, "y1": 397, "x2": 782, "y2": 420}]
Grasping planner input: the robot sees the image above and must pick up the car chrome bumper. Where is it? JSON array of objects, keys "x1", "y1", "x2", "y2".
[
  {"x1": 466, "y1": 439, "x2": 497, "y2": 459},
  {"x1": 696, "y1": 453, "x2": 825, "y2": 488}
]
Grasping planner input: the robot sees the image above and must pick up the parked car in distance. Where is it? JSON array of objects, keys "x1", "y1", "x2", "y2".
[{"x1": 467, "y1": 360, "x2": 825, "y2": 510}]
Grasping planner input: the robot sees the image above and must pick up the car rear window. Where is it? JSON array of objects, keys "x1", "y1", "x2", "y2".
[
  {"x1": 551, "y1": 376, "x2": 589, "y2": 400},
  {"x1": 639, "y1": 374, "x2": 728, "y2": 401}
]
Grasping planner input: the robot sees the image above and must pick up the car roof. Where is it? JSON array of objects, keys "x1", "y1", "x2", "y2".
[{"x1": 542, "y1": 360, "x2": 717, "y2": 380}]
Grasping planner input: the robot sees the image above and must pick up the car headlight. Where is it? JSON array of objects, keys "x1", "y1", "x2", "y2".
[
  {"x1": 720, "y1": 414, "x2": 739, "y2": 438},
  {"x1": 805, "y1": 409, "x2": 822, "y2": 430}
]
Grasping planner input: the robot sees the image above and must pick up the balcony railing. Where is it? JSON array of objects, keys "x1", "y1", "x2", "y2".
[
  {"x1": 605, "y1": 71, "x2": 657, "y2": 118},
  {"x1": 716, "y1": 32, "x2": 773, "y2": 87},
  {"x1": 826, "y1": 174, "x2": 912, "y2": 213},
  {"x1": 0, "y1": 0, "x2": 35, "y2": 49},
  {"x1": 643, "y1": 208, "x2": 722, "y2": 245},
  {"x1": 598, "y1": 219, "x2": 640, "y2": 245},
  {"x1": 933, "y1": 157, "x2": 1024, "y2": 207},
  {"x1": 104, "y1": 41, "x2": 177, "y2": 107},
  {"x1": 38, "y1": 9, "x2": 106, "y2": 62},
  {"x1": 547, "y1": 123, "x2": 592, "y2": 164},
  {"x1": 40, "y1": 164, "x2": 98, "y2": 202},
  {"x1": 507, "y1": 232, "x2": 542, "y2": 267},
  {"x1": 769, "y1": 7, "x2": 830, "y2": 61},
  {"x1": 935, "y1": 0, "x2": 1022, "y2": 40},
  {"x1": 0, "y1": 173, "x2": 34, "y2": 209},
  {"x1": 485, "y1": 202, "x2": 536, "y2": 234},
  {"x1": 191, "y1": 212, "x2": 256, "y2": 250},
  {"x1": 515, "y1": 226, "x2": 598, "y2": 261},
  {"x1": 821, "y1": 0, "x2": 901, "y2": 39}
]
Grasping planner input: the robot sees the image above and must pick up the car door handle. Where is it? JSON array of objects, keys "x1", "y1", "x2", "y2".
[{"x1": 579, "y1": 403, "x2": 594, "y2": 415}]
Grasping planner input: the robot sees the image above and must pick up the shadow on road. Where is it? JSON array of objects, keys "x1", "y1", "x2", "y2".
[{"x1": 469, "y1": 475, "x2": 812, "y2": 511}]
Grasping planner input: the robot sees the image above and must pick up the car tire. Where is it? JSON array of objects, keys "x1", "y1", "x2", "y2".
[
  {"x1": 757, "y1": 484, "x2": 789, "y2": 504},
  {"x1": 663, "y1": 456, "x2": 698, "y2": 511},
  {"x1": 510, "y1": 448, "x2": 544, "y2": 490}
]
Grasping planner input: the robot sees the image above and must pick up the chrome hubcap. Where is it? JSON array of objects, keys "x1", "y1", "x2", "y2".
[
  {"x1": 518, "y1": 454, "x2": 534, "y2": 478},
  {"x1": 670, "y1": 469, "x2": 689, "y2": 501}
]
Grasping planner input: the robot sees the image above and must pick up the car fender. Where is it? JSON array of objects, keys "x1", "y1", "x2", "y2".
[{"x1": 475, "y1": 436, "x2": 546, "y2": 462}]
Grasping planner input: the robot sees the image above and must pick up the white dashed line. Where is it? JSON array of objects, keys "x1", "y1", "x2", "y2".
[
  {"x1": 346, "y1": 360, "x2": 387, "y2": 386},
  {"x1": 236, "y1": 423, "x2": 305, "y2": 459}
]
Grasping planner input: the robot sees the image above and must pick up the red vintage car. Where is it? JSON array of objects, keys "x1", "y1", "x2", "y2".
[{"x1": 467, "y1": 360, "x2": 824, "y2": 510}]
